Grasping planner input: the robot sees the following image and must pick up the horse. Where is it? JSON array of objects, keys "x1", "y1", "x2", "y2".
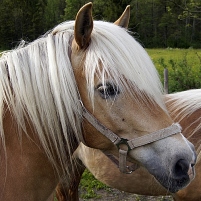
[
  {"x1": 0, "y1": 3, "x2": 196, "y2": 201},
  {"x1": 56, "y1": 89, "x2": 201, "y2": 201}
]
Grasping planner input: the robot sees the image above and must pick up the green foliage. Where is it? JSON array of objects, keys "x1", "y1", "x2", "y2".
[
  {"x1": 45, "y1": 0, "x2": 66, "y2": 30},
  {"x1": 0, "y1": 0, "x2": 48, "y2": 49},
  {"x1": 64, "y1": 0, "x2": 132, "y2": 22},
  {"x1": 135, "y1": 0, "x2": 201, "y2": 48},
  {"x1": 63, "y1": 0, "x2": 201, "y2": 48},
  {"x1": 147, "y1": 49, "x2": 201, "y2": 93},
  {"x1": 64, "y1": 0, "x2": 87, "y2": 20},
  {"x1": 0, "y1": 0, "x2": 201, "y2": 48},
  {"x1": 79, "y1": 169, "x2": 108, "y2": 199},
  {"x1": 0, "y1": 0, "x2": 66, "y2": 49}
]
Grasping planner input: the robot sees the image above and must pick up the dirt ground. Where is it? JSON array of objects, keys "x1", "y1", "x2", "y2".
[{"x1": 79, "y1": 188, "x2": 174, "y2": 201}]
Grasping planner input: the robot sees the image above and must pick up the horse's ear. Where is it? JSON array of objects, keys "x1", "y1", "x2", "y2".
[
  {"x1": 114, "y1": 5, "x2": 130, "y2": 28},
  {"x1": 74, "y1": 2, "x2": 93, "y2": 49}
]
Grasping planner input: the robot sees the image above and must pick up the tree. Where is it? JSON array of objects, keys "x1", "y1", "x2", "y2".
[
  {"x1": 64, "y1": 0, "x2": 86, "y2": 20},
  {"x1": 0, "y1": 0, "x2": 47, "y2": 49},
  {"x1": 0, "y1": 0, "x2": 200, "y2": 49},
  {"x1": 64, "y1": 0, "x2": 132, "y2": 22},
  {"x1": 44, "y1": 0, "x2": 66, "y2": 30}
]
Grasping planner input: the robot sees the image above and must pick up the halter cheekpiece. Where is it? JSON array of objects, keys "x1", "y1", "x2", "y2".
[{"x1": 80, "y1": 102, "x2": 181, "y2": 174}]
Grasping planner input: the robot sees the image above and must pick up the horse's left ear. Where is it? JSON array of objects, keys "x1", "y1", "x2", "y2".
[
  {"x1": 114, "y1": 5, "x2": 130, "y2": 28},
  {"x1": 74, "y1": 2, "x2": 93, "y2": 49}
]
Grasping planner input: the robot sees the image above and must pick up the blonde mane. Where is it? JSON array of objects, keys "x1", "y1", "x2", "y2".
[
  {"x1": 166, "y1": 89, "x2": 201, "y2": 160},
  {"x1": 166, "y1": 89, "x2": 201, "y2": 133},
  {"x1": 0, "y1": 20, "x2": 166, "y2": 179},
  {"x1": 53, "y1": 21, "x2": 166, "y2": 110}
]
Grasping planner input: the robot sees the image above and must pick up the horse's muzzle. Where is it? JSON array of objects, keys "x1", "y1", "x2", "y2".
[{"x1": 156, "y1": 158, "x2": 196, "y2": 193}]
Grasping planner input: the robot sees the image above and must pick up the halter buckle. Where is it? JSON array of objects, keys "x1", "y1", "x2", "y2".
[{"x1": 116, "y1": 138, "x2": 131, "y2": 151}]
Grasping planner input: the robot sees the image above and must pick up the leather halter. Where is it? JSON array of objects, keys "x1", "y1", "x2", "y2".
[
  {"x1": 67, "y1": 38, "x2": 181, "y2": 174},
  {"x1": 80, "y1": 101, "x2": 182, "y2": 174}
]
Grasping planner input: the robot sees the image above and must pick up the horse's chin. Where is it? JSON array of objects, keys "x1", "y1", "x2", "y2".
[
  {"x1": 140, "y1": 156, "x2": 196, "y2": 193},
  {"x1": 154, "y1": 168, "x2": 195, "y2": 193}
]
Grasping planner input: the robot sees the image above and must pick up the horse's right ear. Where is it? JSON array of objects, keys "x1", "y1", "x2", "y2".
[
  {"x1": 74, "y1": 2, "x2": 93, "y2": 49},
  {"x1": 114, "y1": 5, "x2": 130, "y2": 28}
]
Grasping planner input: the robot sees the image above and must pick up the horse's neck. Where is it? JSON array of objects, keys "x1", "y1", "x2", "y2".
[
  {"x1": 170, "y1": 106, "x2": 201, "y2": 151},
  {"x1": 180, "y1": 113, "x2": 201, "y2": 151},
  {"x1": 165, "y1": 96, "x2": 201, "y2": 152},
  {"x1": 0, "y1": 108, "x2": 59, "y2": 200}
]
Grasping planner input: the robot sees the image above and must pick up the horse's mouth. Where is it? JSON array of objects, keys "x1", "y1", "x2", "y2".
[{"x1": 155, "y1": 173, "x2": 192, "y2": 193}]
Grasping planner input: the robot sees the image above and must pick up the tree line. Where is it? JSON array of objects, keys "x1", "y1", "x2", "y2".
[{"x1": 0, "y1": 0, "x2": 200, "y2": 49}]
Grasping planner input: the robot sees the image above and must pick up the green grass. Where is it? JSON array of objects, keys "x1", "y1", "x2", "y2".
[
  {"x1": 147, "y1": 48, "x2": 201, "y2": 93},
  {"x1": 147, "y1": 48, "x2": 201, "y2": 61},
  {"x1": 79, "y1": 169, "x2": 109, "y2": 199},
  {"x1": 147, "y1": 48, "x2": 201, "y2": 75}
]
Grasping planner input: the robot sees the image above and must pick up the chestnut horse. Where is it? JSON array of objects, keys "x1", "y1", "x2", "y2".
[
  {"x1": 56, "y1": 89, "x2": 201, "y2": 201},
  {"x1": 0, "y1": 3, "x2": 196, "y2": 201}
]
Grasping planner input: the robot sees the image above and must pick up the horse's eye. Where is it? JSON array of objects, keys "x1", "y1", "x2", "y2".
[{"x1": 97, "y1": 83, "x2": 120, "y2": 99}]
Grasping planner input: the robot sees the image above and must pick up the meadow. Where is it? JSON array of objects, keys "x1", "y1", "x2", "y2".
[{"x1": 147, "y1": 48, "x2": 201, "y2": 93}]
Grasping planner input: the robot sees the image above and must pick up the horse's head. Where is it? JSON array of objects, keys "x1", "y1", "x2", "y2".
[{"x1": 70, "y1": 3, "x2": 196, "y2": 192}]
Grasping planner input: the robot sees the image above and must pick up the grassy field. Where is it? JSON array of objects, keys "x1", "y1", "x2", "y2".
[
  {"x1": 148, "y1": 48, "x2": 201, "y2": 62},
  {"x1": 147, "y1": 48, "x2": 201, "y2": 93}
]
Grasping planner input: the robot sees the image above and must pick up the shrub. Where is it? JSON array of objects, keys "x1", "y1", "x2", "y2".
[{"x1": 152, "y1": 50, "x2": 201, "y2": 93}]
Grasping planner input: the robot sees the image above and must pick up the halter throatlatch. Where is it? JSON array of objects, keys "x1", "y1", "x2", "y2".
[{"x1": 81, "y1": 102, "x2": 182, "y2": 174}]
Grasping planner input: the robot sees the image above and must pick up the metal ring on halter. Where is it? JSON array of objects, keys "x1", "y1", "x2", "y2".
[
  {"x1": 125, "y1": 166, "x2": 134, "y2": 174},
  {"x1": 116, "y1": 138, "x2": 131, "y2": 152}
]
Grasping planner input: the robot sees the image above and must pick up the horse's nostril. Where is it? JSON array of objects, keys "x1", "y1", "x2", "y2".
[
  {"x1": 174, "y1": 159, "x2": 189, "y2": 177},
  {"x1": 191, "y1": 163, "x2": 195, "y2": 168}
]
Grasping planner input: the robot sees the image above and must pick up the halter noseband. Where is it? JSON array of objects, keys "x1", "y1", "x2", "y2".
[{"x1": 81, "y1": 102, "x2": 181, "y2": 174}]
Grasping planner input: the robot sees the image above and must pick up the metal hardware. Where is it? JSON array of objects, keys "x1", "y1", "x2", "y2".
[{"x1": 116, "y1": 138, "x2": 131, "y2": 151}]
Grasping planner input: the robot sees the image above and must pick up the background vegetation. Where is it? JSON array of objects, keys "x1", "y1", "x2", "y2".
[
  {"x1": 0, "y1": 0, "x2": 201, "y2": 49},
  {"x1": 148, "y1": 48, "x2": 201, "y2": 93}
]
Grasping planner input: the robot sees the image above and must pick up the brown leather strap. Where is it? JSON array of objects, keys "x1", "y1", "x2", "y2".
[
  {"x1": 119, "y1": 149, "x2": 129, "y2": 173},
  {"x1": 105, "y1": 152, "x2": 140, "y2": 174}
]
